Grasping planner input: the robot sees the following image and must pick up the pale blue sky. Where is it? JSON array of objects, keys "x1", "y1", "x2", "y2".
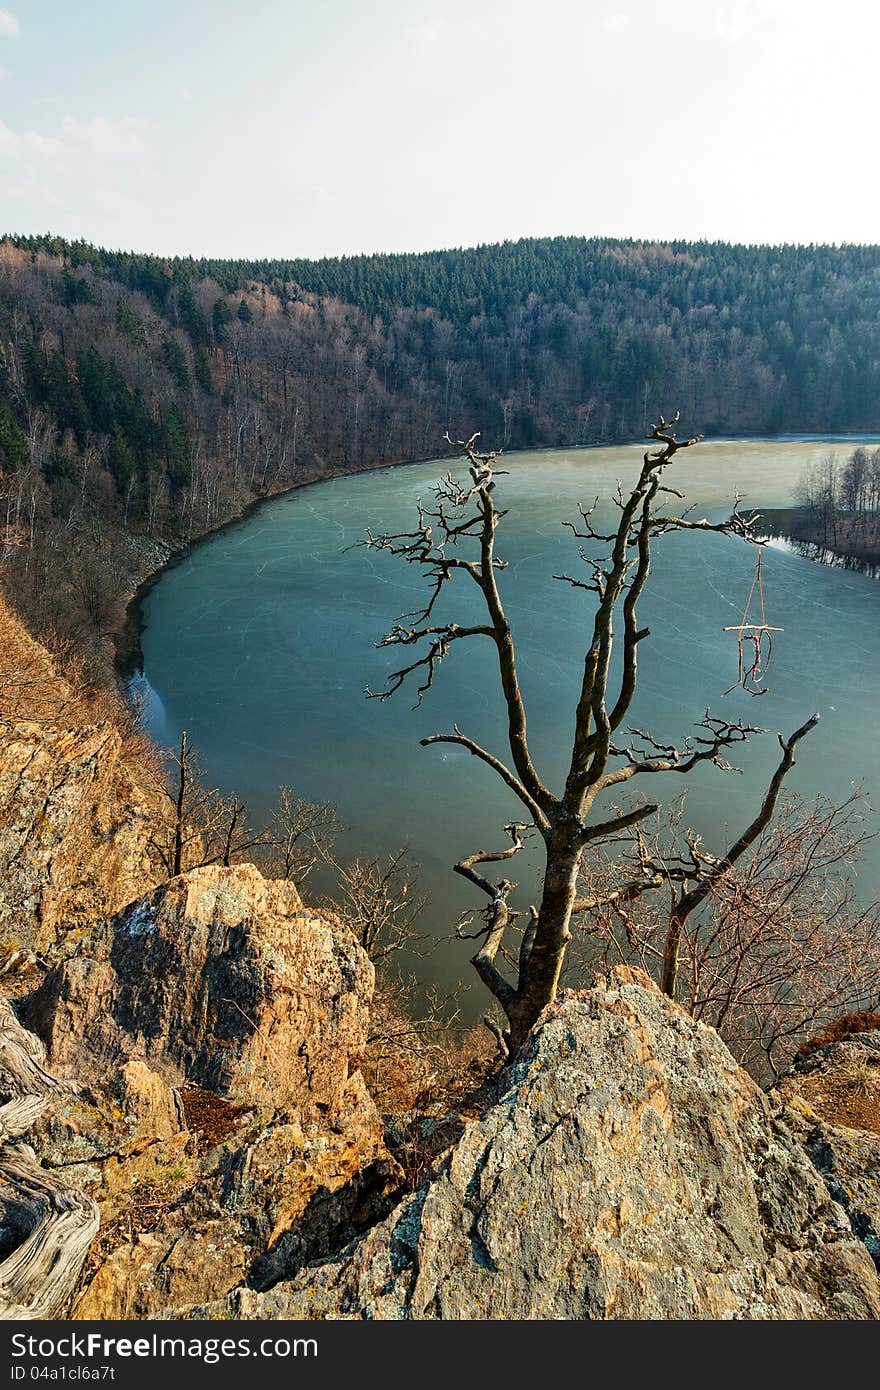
[{"x1": 0, "y1": 0, "x2": 876, "y2": 257}]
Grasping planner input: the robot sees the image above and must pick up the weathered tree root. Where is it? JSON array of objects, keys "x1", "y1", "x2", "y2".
[{"x1": 0, "y1": 999, "x2": 98, "y2": 1319}]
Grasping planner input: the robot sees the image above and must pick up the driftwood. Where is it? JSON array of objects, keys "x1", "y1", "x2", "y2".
[{"x1": 0, "y1": 998, "x2": 98, "y2": 1319}]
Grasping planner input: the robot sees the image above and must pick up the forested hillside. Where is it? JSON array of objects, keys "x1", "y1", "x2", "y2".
[{"x1": 2, "y1": 232, "x2": 880, "y2": 666}]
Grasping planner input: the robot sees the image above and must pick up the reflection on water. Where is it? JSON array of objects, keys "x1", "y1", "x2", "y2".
[
  {"x1": 136, "y1": 440, "x2": 880, "y2": 1016},
  {"x1": 769, "y1": 534, "x2": 880, "y2": 581}
]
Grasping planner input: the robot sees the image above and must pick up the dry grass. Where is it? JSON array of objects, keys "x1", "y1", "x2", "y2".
[
  {"x1": 0, "y1": 591, "x2": 163, "y2": 786},
  {"x1": 791, "y1": 1058, "x2": 880, "y2": 1136},
  {"x1": 78, "y1": 1157, "x2": 194, "y2": 1284},
  {"x1": 0, "y1": 596, "x2": 74, "y2": 723}
]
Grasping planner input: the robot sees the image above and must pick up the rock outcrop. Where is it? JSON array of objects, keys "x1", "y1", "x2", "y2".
[
  {"x1": 0, "y1": 594, "x2": 168, "y2": 956},
  {"x1": 195, "y1": 970, "x2": 880, "y2": 1321},
  {"x1": 774, "y1": 1025, "x2": 880, "y2": 1271},
  {"x1": 29, "y1": 865, "x2": 372, "y2": 1116},
  {"x1": 0, "y1": 717, "x2": 167, "y2": 954},
  {"x1": 16, "y1": 864, "x2": 400, "y2": 1319}
]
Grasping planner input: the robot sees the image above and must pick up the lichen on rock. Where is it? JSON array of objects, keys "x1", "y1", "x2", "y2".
[{"x1": 190, "y1": 970, "x2": 880, "y2": 1321}]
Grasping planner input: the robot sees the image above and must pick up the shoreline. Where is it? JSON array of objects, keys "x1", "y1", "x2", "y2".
[
  {"x1": 761, "y1": 508, "x2": 880, "y2": 581},
  {"x1": 115, "y1": 432, "x2": 880, "y2": 690},
  {"x1": 113, "y1": 451, "x2": 442, "y2": 684}
]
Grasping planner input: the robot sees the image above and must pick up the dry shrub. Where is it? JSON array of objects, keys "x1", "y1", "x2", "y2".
[
  {"x1": 573, "y1": 791, "x2": 880, "y2": 1084},
  {"x1": 0, "y1": 595, "x2": 160, "y2": 776},
  {"x1": 363, "y1": 972, "x2": 493, "y2": 1118},
  {"x1": 797, "y1": 1010, "x2": 880, "y2": 1059}
]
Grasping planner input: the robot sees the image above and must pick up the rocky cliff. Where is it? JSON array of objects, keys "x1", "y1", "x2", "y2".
[
  {"x1": 1, "y1": 602, "x2": 879, "y2": 1320},
  {"x1": 4, "y1": 882, "x2": 880, "y2": 1320},
  {"x1": 0, "y1": 597, "x2": 167, "y2": 955},
  {"x1": 8, "y1": 864, "x2": 400, "y2": 1320},
  {"x1": 187, "y1": 969, "x2": 880, "y2": 1321}
]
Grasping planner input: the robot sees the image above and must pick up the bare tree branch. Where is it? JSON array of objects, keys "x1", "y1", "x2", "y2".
[
  {"x1": 421, "y1": 725, "x2": 550, "y2": 830},
  {"x1": 360, "y1": 417, "x2": 800, "y2": 1054},
  {"x1": 659, "y1": 713, "x2": 820, "y2": 995}
]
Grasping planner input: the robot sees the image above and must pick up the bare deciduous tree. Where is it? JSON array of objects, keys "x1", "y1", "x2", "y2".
[
  {"x1": 575, "y1": 787, "x2": 880, "y2": 1081},
  {"x1": 150, "y1": 730, "x2": 266, "y2": 876},
  {"x1": 324, "y1": 847, "x2": 427, "y2": 962},
  {"x1": 260, "y1": 787, "x2": 342, "y2": 886},
  {"x1": 361, "y1": 417, "x2": 794, "y2": 1055}
]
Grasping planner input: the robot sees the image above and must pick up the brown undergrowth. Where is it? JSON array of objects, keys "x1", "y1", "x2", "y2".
[
  {"x1": 790, "y1": 1058, "x2": 880, "y2": 1137},
  {"x1": 78, "y1": 1159, "x2": 195, "y2": 1288},
  {"x1": 0, "y1": 594, "x2": 161, "y2": 773},
  {"x1": 797, "y1": 1011, "x2": 880, "y2": 1059},
  {"x1": 363, "y1": 975, "x2": 494, "y2": 1114}
]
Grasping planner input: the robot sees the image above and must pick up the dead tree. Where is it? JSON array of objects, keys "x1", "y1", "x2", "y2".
[
  {"x1": 0, "y1": 1000, "x2": 98, "y2": 1317},
  {"x1": 261, "y1": 787, "x2": 342, "y2": 886},
  {"x1": 362, "y1": 416, "x2": 789, "y2": 1055},
  {"x1": 326, "y1": 847, "x2": 427, "y2": 962}
]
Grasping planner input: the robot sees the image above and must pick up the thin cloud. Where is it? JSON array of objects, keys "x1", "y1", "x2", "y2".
[
  {"x1": 0, "y1": 10, "x2": 19, "y2": 37},
  {"x1": 714, "y1": 0, "x2": 773, "y2": 43},
  {"x1": 22, "y1": 129, "x2": 64, "y2": 160},
  {"x1": 0, "y1": 114, "x2": 150, "y2": 163},
  {"x1": 58, "y1": 115, "x2": 149, "y2": 156},
  {"x1": 7, "y1": 178, "x2": 62, "y2": 208}
]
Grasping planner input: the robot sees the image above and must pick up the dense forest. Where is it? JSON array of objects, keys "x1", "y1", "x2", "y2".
[{"x1": 2, "y1": 232, "x2": 880, "y2": 664}]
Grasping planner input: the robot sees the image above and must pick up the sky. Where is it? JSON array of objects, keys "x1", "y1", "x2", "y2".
[{"x1": 0, "y1": 0, "x2": 876, "y2": 259}]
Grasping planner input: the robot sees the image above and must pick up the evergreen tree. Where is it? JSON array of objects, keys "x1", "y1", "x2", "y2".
[
  {"x1": 116, "y1": 296, "x2": 140, "y2": 344},
  {"x1": 0, "y1": 406, "x2": 28, "y2": 473},
  {"x1": 164, "y1": 336, "x2": 191, "y2": 391},
  {"x1": 162, "y1": 404, "x2": 190, "y2": 491},
  {"x1": 108, "y1": 431, "x2": 136, "y2": 492},
  {"x1": 178, "y1": 283, "x2": 208, "y2": 346},
  {"x1": 60, "y1": 268, "x2": 97, "y2": 308},
  {"x1": 212, "y1": 297, "x2": 232, "y2": 340},
  {"x1": 193, "y1": 345, "x2": 213, "y2": 394}
]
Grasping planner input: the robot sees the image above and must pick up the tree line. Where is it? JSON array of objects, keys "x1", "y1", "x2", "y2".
[
  {"x1": 3, "y1": 231, "x2": 880, "y2": 664},
  {"x1": 792, "y1": 446, "x2": 880, "y2": 564}
]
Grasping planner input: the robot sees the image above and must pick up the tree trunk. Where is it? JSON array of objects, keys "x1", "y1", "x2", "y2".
[
  {"x1": 661, "y1": 913, "x2": 683, "y2": 998},
  {"x1": 507, "y1": 841, "x2": 581, "y2": 1053},
  {"x1": 0, "y1": 1000, "x2": 98, "y2": 1318},
  {"x1": 172, "y1": 731, "x2": 188, "y2": 876}
]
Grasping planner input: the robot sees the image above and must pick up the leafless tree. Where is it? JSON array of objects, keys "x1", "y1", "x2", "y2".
[
  {"x1": 575, "y1": 786, "x2": 880, "y2": 1082},
  {"x1": 260, "y1": 787, "x2": 342, "y2": 886},
  {"x1": 362, "y1": 974, "x2": 480, "y2": 1123},
  {"x1": 150, "y1": 730, "x2": 265, "y2": 876},
  {"x1": 324, "y1": 847, "x2": 427, "y2": 962},
  {"x1": 361, "y1": 417, "x2": 792, "y2": 1055}
]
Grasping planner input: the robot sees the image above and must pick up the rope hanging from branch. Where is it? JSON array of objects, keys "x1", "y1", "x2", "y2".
[{"x1": 722, "y1": 544, "x2": 783, "y2": 696}]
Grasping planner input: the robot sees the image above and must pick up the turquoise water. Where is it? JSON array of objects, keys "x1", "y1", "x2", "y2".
[{"x1": 135, "y1": 440, "x2": 880, "y2": 1009}]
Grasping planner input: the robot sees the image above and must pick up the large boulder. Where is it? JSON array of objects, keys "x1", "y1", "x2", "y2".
[
  {"x1": 200, "y1": 970, "x2": 880, "y2": 1320},
  {"x1": 20, "y1": 864, "x2": 400, "y2": 1319},
  {"x1": 29, "y1": 864, "x2": 371, "y2": 1117}
]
